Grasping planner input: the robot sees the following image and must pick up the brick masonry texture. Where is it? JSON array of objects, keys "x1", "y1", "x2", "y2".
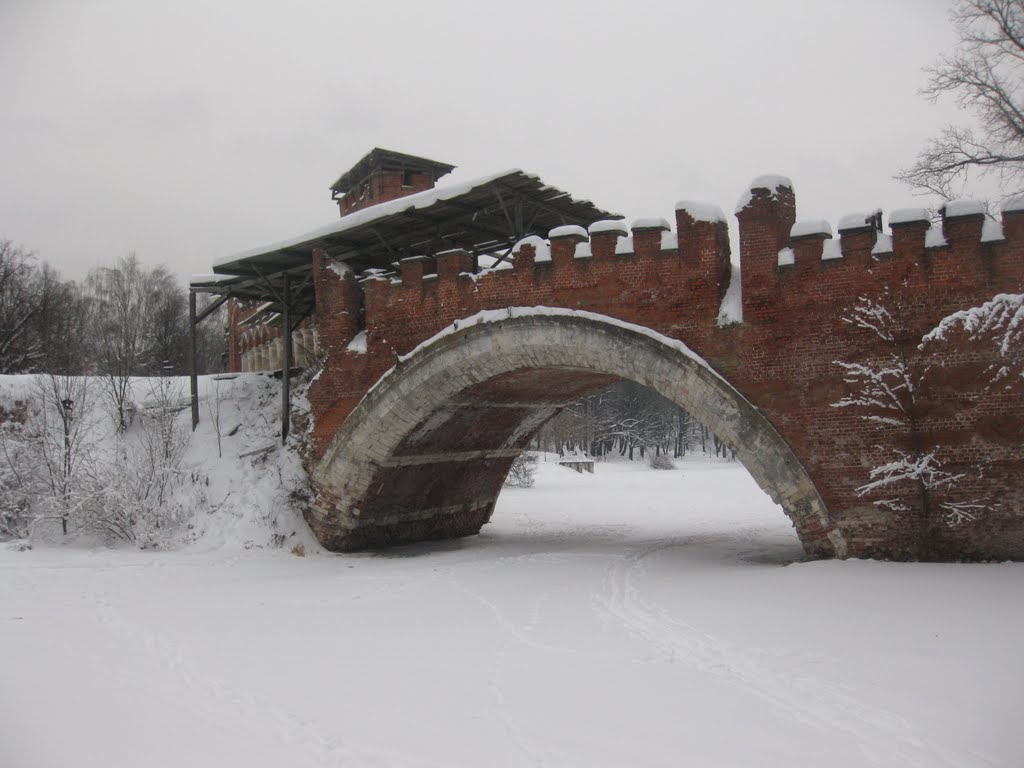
[{"x1": 230, "y1": 181, "x2": 1024, "y2": 560}]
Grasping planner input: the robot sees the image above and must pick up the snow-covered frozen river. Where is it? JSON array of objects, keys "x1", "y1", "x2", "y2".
[{"x1": 2, "y1": 458, "x2": 1021, "y2": 767}]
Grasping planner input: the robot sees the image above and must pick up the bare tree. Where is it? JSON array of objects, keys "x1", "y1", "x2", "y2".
[
  {"x1": 147, "y1": 267, "x2": 190, "y2": 374},
  {"x1": 503, "y1": 452, "x2": 537, "y2": 488},
  {"x1": 898, "y1": 1, "x2": 1024, "y2": 199},
  {"x1": 0, "y1": 240, "x2": 41, "y2": 373},
  {"x1": 207, "y1": 376, "x2": 225, "y2": 459},
  {"x1": 31, "y1": 265, "x2": 91, "y2": 375},
  {"x1": 88, "y1": 255, "x2": 146, "y2": 430}
]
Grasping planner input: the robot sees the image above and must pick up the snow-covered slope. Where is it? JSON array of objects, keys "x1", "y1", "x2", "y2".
[{"x1": 0, "y1": 373, "x2": 316, "y2": 552}]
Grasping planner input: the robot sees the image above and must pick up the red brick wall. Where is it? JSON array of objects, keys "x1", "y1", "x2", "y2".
[
  {"x1": 295, "y1": 184, "x2": 1023, "y2": 560},
  {"x1": 336, "y1": 171, "x2": 435, "y2": 218}
]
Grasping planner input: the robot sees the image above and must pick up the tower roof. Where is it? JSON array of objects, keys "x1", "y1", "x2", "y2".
[{"x1": 329, "y1": 148, "x2": 455, "y2": 197}]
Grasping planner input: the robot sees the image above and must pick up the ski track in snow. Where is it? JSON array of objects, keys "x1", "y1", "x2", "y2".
[
  {"x1": 597, "y1": 538, "x2": 994, "y2": 768},
  {"x1": 444, "y1": 573, "x2": 563, "y2": 766},
  {"x1": 89, "y1": 590, "x2": 442, "y2": 768}
]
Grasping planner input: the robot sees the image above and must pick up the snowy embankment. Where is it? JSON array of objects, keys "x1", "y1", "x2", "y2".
[
  {"x1": 2, "y1": 456, "x2": 1021, "y2": 768},
  {"x1": 0, "y1": 373, "x2": 315, "y2": 551}
]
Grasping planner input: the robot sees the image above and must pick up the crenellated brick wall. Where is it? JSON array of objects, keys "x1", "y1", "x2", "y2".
[{"x1": 232, "y1": 177, "x2": 1023, "y2": 559}]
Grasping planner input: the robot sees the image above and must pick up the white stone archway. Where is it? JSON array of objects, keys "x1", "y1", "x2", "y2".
[{"x1": 309, "y1": 309, "x2": 846, "y2": 558}]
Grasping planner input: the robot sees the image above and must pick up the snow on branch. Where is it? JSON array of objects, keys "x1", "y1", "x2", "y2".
[
  {"x1": 832, "y1": 358, "x2": 911, "y2": 426},
  {"x1": 842, "y1": 296, "x2": 897, "y2": 342},
  {"x1": 856, "y1": 450, "x2": 963, "y2": 497},
  {"x1": 923, "y1": 292, "x2": 1024, "y2": 384}
]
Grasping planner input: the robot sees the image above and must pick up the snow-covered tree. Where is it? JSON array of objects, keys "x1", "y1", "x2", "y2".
[
  {"x1": 28, "y1": 374, "x2": 132, "y2": 541},
  {"x1": 833, "y1": 294, "x2": 993, "y2": 555},
  {"x1": 922, "y1": 292, "x2": 1024, "y2": 387}
]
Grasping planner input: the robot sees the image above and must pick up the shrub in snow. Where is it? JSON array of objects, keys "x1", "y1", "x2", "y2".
[
  {"x1": 0, "y1": 371, "x2": 314, "y2": 551},
  {"x1": 504, "y1": 452, "x2": 537, "y2": 488},
  {"x1": 649, "y1": 453, "x2": 675, "y2": 470}
]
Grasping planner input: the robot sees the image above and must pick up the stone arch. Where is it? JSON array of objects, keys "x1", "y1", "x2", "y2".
[{"x1": 309, "y1": 311, "x2": 847, "y2": 559}]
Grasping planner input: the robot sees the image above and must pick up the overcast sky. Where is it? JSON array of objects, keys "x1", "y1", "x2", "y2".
[{"x1": 1, "y1": 0, "x2": 968, "y2": 283}]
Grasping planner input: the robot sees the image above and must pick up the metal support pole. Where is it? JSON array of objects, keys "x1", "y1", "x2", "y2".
[
  {"x1": 281, "y1": 273, "x2": 292, "y2": 444},
  {"x1": 189, "y1": 291, "x2": 199, "y2": 431}
]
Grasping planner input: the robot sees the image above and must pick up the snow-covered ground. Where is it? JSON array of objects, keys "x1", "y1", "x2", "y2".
[{"x1": 2, "y1": 457, "x2": 1021, "y2": 768}]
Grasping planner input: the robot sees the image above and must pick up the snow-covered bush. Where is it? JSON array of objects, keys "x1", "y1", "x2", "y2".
[
  {"x1": 108, "y1": 375, "x2": 191, "y2": 546},
  {"x1": 649, "y1": 453, "x2": 675, "y2": 470},
  {"x1": 0, "y1": 419, "x2": 33, "y2": 539}
]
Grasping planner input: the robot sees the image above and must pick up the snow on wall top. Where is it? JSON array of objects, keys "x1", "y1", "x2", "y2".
[
  {"x1": 943, "y1": 200, "x2": 985, "y2": 218},
  {"x1": 675, "y1": 200, "x2": 727, "y2": 224},
  {"x1": 548, "y1": 224, "x2": 588, "y2": 240},
  {"x1": 214, "y1": 169, "x2": 529, "y2": 269},
  {"x1": 790, "y1": 219, "x2": 832, "y2": 239},
  {"x1": 837, "y1": 211, "x2": 877, "y2": 231},
  {"x1": 889, "y1": 208, "x2": 931, "y2": 226},
  {"x1": 734, "y1": 174, "x2": 794, "y2": 214},
  {"x1": 631, "y1": 217, "x2": 671, "y2": 231},
  {"x1": 514, "y1": 235, "x2": 552, "y2": 262},
  {"x1": 777, "y1": 247, "x2": 795, "y2": 266},
  {"x1": 589, "y1": 219, "x2": 630, "y2": 236}
]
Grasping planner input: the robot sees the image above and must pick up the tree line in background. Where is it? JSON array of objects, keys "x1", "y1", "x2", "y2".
[
  {"x1": 0, "y1": 238, "x2": 224, "y2": 378},
  {"x1": 535, "y1": 381, "x2": 736, "y2": 464}
]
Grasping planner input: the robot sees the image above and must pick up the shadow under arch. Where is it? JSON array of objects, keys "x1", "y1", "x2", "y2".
[{"x1": 309, "y1": 309, "x2": 847, "y2": 559}]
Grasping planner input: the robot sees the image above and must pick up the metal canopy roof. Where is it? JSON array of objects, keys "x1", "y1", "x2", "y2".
[{"x1": 191, "y1": 169, "x2": 620, "y2": 324}]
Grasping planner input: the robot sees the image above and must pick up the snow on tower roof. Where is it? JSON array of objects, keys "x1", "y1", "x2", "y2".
[
  {"x1": 734, "y1": 174, "x2": 794, "y2": 214},
  {"x1": 675, "y1": 200, "x2": 727, "y2": 224}
]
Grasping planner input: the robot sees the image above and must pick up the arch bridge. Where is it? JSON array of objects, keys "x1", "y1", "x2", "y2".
[{"x1": 198, "y1": 175, "x2": 1024, "y2": 561}]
